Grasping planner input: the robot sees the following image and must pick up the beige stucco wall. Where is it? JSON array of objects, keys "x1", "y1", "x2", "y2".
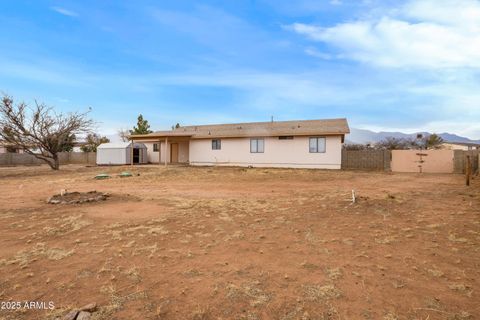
[
  {"x1": 391, "y1": 149, "x2": 454, "y2": 173},
  {"x1": 189, "y1": 136, "x2": 342, "y2": 169},
  {"x1": 144, "y1": 141, "x2": 189, "y2": 164},
  {"x1": 441, "y1": 143, "x2": 479, "y2": 151}
]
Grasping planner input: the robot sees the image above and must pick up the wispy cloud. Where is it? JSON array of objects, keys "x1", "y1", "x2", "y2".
[
  {"x1": 288, "y1": 0, "x2": 480, "y2": 69},
  {"x1": 304, "y1": 47, "x2": 332, "y2": 60},
  {"x1": 50, "y1": 6, "x2": 78, "y2": 17}
]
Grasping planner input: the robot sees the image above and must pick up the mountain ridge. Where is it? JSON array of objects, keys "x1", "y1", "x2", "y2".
[{"x1": 347, "y1": 128, "x2": 480, "y2": 144}]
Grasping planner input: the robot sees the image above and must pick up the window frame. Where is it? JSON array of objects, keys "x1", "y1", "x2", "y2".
[
  {"x1": 212, "y1": 139, "x2": 221, "y2": 150},
  {"x1": 250, "y1": 138, "x2": 265, "y2": 153},
  {"x1": 309, "y1": 137, "x2": 326, "y2": 153},
  {"x1": 153, "y1": 143, "x2": 159, "y2": 152}
]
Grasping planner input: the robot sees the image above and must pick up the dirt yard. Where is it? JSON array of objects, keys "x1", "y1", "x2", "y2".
[{"x1": 0, "y1": 165, "x2": 478, "y2": 320}]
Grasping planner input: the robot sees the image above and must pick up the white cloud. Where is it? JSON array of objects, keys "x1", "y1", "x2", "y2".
[
  {"x1": 289, "y1": 0, "x2": 480, "y2": 68},
  {"x1": 304, "y1": 47, "x2": 332, "y2": 59},
  {"x1": 50, "y1": 6, "x2": 78, "y2": 17}
]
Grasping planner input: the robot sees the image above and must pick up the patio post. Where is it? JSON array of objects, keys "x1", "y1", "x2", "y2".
[{"x1": 165, "y1": 137, "x2": 168, "y2": 166}]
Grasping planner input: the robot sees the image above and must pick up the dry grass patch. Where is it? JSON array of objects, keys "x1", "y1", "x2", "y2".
[
  {"x1": 2, "y1": 243, "x2": 74, "y2": 268},
  {"x1": 226, "y1": 281, "x2": 271, "y2": 307},
  {"x1": 43, "y1": 214, "x2": 92, "y2": 236},
  {"x1": 325, "y1": 267, "x2": 343, "y2": 280},
  {"x1": 303, "y1": 284, "x2": 342, "y2": 301},
  {"x1": 427, "y1": 267, "x2": 445, "y2": 278},
  {"x1": 448, "y1": 283, "x2": 473, "y2": 296}
]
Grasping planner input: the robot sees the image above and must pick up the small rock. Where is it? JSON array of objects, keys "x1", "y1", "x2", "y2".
[
  {"x1": 62, "y1": 310, "x2": 79, "y2": 320},
  {"x1": 80, "y1": 303, "x2": 97, "y2": 312},
  {"x1": 76, "y1": 311, "x2": 92, "y2": 320}
]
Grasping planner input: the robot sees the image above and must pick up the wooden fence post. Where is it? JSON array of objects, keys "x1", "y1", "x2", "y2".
[{"x1": 466, "y1": 155, "x2": 471, "y2": 186}]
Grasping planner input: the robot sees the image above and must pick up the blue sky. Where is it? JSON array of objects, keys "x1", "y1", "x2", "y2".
[{"x1": 0, "y1": 0, "x2": 479, "y2": 139}]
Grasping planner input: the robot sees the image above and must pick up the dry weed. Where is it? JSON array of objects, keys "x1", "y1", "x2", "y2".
[
  {"x1": 303, "y1": 284, "x2": 341, "y2": 301},
  {"x1": 226, "y1": 281, "x2": 270, "y2": 307},
  {"x1": 325, "y1": 267, "x2": 343, "y2": 280}
]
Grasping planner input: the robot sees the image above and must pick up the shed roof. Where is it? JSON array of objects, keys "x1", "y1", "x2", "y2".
[
  {"x1": 97, "y1": 142, "x2": 147, "y2": 149},
  {"x1": 131, "y1": 118, "x2": 349, "y2": 139}
]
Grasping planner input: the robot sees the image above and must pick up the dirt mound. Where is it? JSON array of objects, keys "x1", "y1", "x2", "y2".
[{"x1": 47, "y1": 191, "x2": 109, "y2": 204}]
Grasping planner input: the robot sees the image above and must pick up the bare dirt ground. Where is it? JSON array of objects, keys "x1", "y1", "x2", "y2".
[{"x1": 0, "y1": 164, "x2": 479, "y2": 320}]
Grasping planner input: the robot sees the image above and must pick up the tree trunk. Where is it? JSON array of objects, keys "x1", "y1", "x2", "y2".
[
  {"x1": 40, "y1": 154, "x2": 59, "y2": 170},
  {"x1": 52, "y1": 154, "x2": 60, "y2": 170}
]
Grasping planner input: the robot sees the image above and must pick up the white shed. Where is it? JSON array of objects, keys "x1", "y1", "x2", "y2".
[{"x1": 96, "y1": 142, "x2": 148, "y2": 165}]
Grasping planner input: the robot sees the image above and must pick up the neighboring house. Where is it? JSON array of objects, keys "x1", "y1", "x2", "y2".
[
  {"x1": 72, "y1": 141, "x2": 87, "y2": 152},
  {"x1": 0, "y1": 141, "x2": 85, "y2": 153},
  {"x1": 128, "y1": 118, "x2": 349, "y2": 169},
  {"x1": 441, "y1": 142, "x2": 480, "y2": 151},
  {"x1": 0, "y1": 142, "x2": 25, "y2": 154}
]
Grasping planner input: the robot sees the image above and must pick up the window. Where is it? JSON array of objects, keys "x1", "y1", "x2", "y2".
[
  {"x1": 250, "y1": 138, "x2": 264, "y2": 153},
  {"x1": 279, "y1": 136, "x2": 294, "y2": 140},
  {"x1": 153, "y1": 143, "x2": 159, "y2": 152},
  {"x1": 212, "y1": 139, "x2": 221, "y2": 150},
  {"x1": 309, "y1": 137, "x2": 326, "y2": 153}
]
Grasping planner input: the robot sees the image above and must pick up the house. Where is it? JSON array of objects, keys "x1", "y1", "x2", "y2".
[
  {"x1": 0, "y1": 142, "x2": 25, "y2": 154},
  {"x1": 0, "y1": 141, "x2": 85, "y2": 153},
  {"x1": 441, "y1": 141, "x2": 480, "y2": 151},
  {"x1": 128, "y1": 118, "x2": 349, "y2": 169}
]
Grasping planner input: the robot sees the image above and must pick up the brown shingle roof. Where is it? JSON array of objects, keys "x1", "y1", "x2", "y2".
[{"x1": 133, "y1": 118, "x2": 349, "y2": 139}]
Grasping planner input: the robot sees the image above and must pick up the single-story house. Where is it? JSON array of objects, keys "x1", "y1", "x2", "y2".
[
  {"x1": 97, "y1": 142, "x2": 148, "y2": 165},
  {"x1": 0, "y1": 142, "x2": 25, "y2": 154},
  {"x1": 441, "y1": 141, "x2": 480, "y2": 151},
  {"x1": 128, "y1": 118, "x2": 349, "y2": 169}
]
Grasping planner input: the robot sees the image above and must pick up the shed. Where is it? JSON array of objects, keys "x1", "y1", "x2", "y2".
[{"x1": 96, "y1": 142, "x2": 148, "y2": 165}]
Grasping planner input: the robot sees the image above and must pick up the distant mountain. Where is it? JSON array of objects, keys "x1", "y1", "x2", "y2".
[{"x1": 347, "y1": 128, "x2": 480, "y2": 145}]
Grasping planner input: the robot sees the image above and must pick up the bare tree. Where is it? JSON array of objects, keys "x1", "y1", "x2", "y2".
[
  {"x1": 118, "y1": 128, "x2": 129, "y2": 142},
  {"x1": 343, "y1": 143, "x2": 372, "y2": 150},
  {"x1": 375, "y1": 137, "x2": 412, "y2": 150},
  {"x1": 0, "y1": 94, "x2": 93, "y2": 170},
  {"x1": 80, "y1": 133, "x2": 110, "y2": 152}
]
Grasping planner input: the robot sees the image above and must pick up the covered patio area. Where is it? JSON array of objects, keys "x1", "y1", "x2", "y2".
[{"x1": 128, "y1": 132, "x2": 192, "y2": 166}]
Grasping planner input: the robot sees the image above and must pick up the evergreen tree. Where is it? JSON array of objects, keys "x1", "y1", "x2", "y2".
[
  {"x1": 423, "y1": 133, "x2": 444, "y2": 149},
  {"x1": 130, "y1": 114, "x2": 153, "y2": 135}
]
